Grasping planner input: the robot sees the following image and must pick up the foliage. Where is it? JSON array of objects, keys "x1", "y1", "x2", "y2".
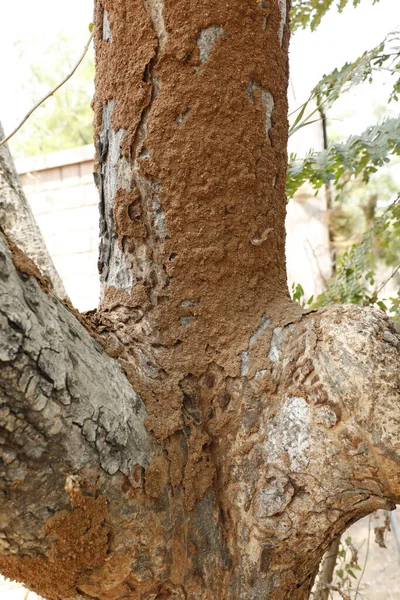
[
  {"x1": 288, "y1": 31, "x2": 400, "y2": 137},
  {"x1": 311, "y1": 535, "x2": 365, "y2": 599},
  {"x1": 288, "y1": 11, "x2": 400, "y2": 323},
  {"x1": 313, "y1": 32, "x2": 400, "y2": 107},
  {"x1": 290, "y1": 0, "x2": 380, "y2": 31},
  {"x1": 334, "y1": 537, "x2": 363, "y2": 597},
  {"x1": 11, "y1": 34, "x2": 94, "y2": 158},
  {"x1": 289, "y1": 3, "x2": 400, "y2": 586},
  {"x1": 293, "y1": 198, "x2": 400, "y2": 322},
  {"x1": 287, "y1": 117, "x2": 400, "y2": 198}
]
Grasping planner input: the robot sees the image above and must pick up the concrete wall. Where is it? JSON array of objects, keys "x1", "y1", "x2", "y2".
[{"x1": 15, "y1": 146, "x2": 100, "y2": 312}]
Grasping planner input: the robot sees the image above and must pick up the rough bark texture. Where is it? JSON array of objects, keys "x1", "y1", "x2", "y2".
[
  {"x1": 92, "y1": 0, "x2": 295, "y2": 380},
  {"x1": 1, "y1": 223, "x2": 399, "y2": 599},
  {"x1": 1, "y1": 1, "x2": 400, "y2": 600},
  {"x1": 0, "y1": 124, "x2": 67, "y2": 299}
]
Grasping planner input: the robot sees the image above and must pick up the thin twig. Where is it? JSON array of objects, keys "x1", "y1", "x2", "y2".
[
  {"x1": 0, "y1": 31, "x2": 94, "y2": 149},
  {"x1": 306, "y1": 240, "x2": 328, "y2": 286},
  {"x1": 316, "y1": 537, "x2": 341, "y2": 600},
  {"x1": 323, "y1": 585, "x2": 351, "y2": 599},
  {"x1": 376, "y1": 264, "x2": 400, "y2": 295},
  {"x1": 355, "y1": 515, "x2": 372, "y2": 599},
  {"x1": 288, "y1": 30, "x2": 399, "y2": 134},
  {"x1": 388, "y1": 510, "x2": 400, "y2": 561}
]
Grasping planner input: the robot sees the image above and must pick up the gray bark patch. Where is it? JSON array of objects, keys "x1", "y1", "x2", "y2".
[
  {"x1": 0, "y1": 230, "x2": 151, "y2": 553},
  {"x1": 103, "y1": 10, "x2": 112, "y2": 42},
  {"x1": 98, "y1": 101, "x2": 133, "y2": 292},
  {"x1": 247, "y1": 80, "x2": 275, "y2": 141},
  {"x1": 277, "y1": 0, "x2": 286, "y2": 45},
  {"x1": 0, "y1": 122, "x2": 67, "y2": 298},
  {"x1": 196, "y1": 26, "x2": 226, "y2": 66},
  {"x1": 266, "y1": 396, "x2": 311, "y2": 471}
]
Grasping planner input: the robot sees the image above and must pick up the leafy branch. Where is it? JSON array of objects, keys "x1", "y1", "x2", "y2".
[
  {"x1": 290, "y1": 0, "x2": 380, "y2": 31},
  {"x1": 312, "y1": 535, "x2": 364, "y2": 599},
  {"x1": 292, "y1": 198, "x2": 400, "y2": 320},
  {"x1": 313, "y1": 31, "x2": 400, "y2": 108},
  {"x1": 287, "y1": 117, "x2": 400, "y2": 198},
  {"x1": 289, "y1": 30, "x2": 400, "y2": 137}
]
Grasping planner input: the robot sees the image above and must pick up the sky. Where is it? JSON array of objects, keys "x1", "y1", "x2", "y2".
[
  {"x1": 290, "y1": 0, "x2": 399, "y2": 98},
  {"x1": 288, "y1": 0, "x2": 400, "y2": 150},
  {"x1": 0, "y1": 0, "x2": 399, "y2": 154},
  {"x1": 0, "y1": 0, "x2": 93, "y2": 133}
]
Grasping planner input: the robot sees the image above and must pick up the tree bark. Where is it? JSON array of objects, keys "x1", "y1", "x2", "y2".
[
  {"x1": 1, "y1": 1, "x2": 400, "y2": 600},
  {"x1": 0, "y1": 123, "x2": 67, "y2": 300}
]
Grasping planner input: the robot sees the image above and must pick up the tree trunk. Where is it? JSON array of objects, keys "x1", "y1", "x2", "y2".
[{"x1": 1, "y1": 1, "x2": 400, "y2": 600}]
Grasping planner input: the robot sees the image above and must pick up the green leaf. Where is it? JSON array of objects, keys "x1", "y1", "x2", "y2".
[
  {"x1": 347, "y1": 568, "x2": 357, "y2": 578},
  {"x1": 305, "y1": 197, "x2": 400, "y2": 319},
  {"x1": 89, "y1": 22, "x2": 94, "y2": 32},
  {"x1": 336, "y1": 569, "x2": 344, "y2": 580},
  {"x1": 288, "y1": 32, "x2": 399, "y2": 145},
  {"x1": 290, "y1": 98, "x2": 310, "y2": 132},
  {"x1": 290, "y1": 0, "x2": 383, "y2": 31},
  {"x1": 287, "y1": 117, "x2": 400, "y2": 198}
]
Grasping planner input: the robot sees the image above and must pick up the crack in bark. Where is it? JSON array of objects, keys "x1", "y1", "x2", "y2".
[{"x1": 3, "y1": 1, "x2": 400, "y2": 598}]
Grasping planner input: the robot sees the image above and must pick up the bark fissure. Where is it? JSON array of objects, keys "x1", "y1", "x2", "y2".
[
  {"x1": 128, "y1": 0, "x2": 169, "y2": 306},
  {"x1": 2, "y1": 233, "x2": 400, "y2": 598}
]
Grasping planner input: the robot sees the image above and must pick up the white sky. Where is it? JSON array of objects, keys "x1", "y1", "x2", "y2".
[
  {"x1": 289, "y1": 0, "x2": 400, "y2": 150},
  {"x1": 0, "y1": 0, "x2": 93, "y2": 133},
  {"x1": 0, "y1": 0, "x2": 399, "y2": 153}
]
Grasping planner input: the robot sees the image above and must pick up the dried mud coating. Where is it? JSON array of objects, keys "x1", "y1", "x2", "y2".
[
  {"x1": 1, "y1": 3, "x2": 400, "y2": 597},
  {"x1": 92, "y1": 0, "x2": 301, "y2": 475},
  {"x1": 9, "y1": 2, "x2": 400, "y2": 600},
  {"x1": 89, "y1": 0, "x2": 302, "y2": 595},
  {"x1": 6, "y1": 236, "x2": 52, "y2": 294},
  {"x1": 84, "y1": 1, "x2": 308, "y2": 597},
  {"x1": 93, "y1": 0, "x2": 296, "y2": 380},
  {"x1": 0, "y1": 494, "x2": 109, "y2": 600}
]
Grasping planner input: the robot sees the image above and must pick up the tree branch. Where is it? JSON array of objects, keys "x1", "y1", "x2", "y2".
[
  {"x1": 0, "y1": 229, "x2": 150, "y2": 562},
  {"x1": 0, "y1": 122, "x2": 67, "y2": 299}
]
